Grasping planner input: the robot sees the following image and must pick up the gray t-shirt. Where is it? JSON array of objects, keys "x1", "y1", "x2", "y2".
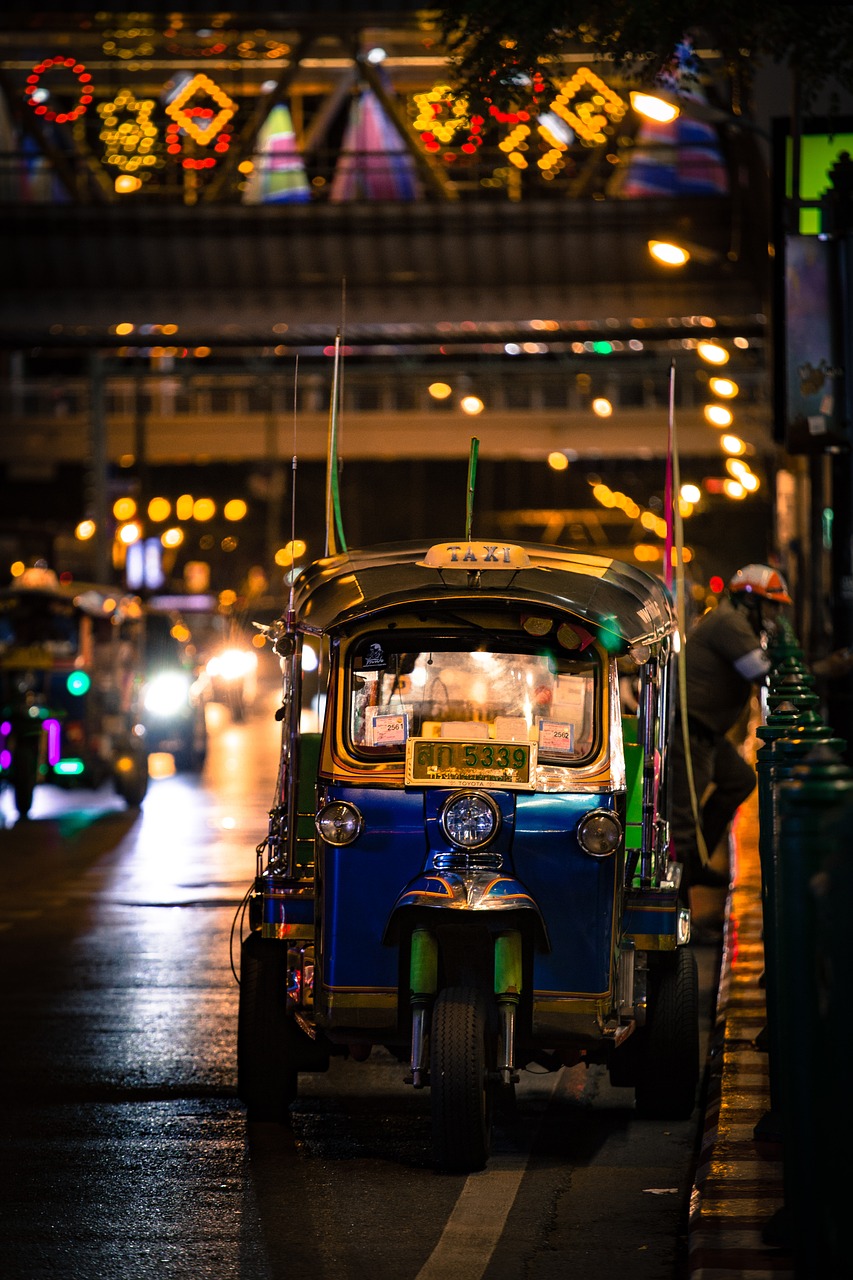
[{"x1": 684, "y1": 597, "x2": 768, "y2": 735}]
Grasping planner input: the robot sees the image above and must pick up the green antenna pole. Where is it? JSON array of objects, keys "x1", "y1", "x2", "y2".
[
  {"x1": 466, "y1": 436, "x2": 479, "y2": 541},
  {"x1": 324, "y1": 330, "x2": 348, "y2": 556}
]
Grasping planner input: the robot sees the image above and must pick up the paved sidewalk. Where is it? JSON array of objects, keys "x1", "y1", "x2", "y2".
[{"x1": 687, "y1": 789, "x2": 795, "y2": 1278}]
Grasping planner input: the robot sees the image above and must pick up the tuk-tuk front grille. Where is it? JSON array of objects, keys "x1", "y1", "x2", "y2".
[{"x1": 432, "y1": 850, "x2": 503, "y2": 872}]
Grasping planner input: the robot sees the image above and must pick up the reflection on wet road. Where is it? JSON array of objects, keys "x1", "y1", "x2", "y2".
[{"x1": 0, "y1": 682, "x2": 716, "y2": 1280}]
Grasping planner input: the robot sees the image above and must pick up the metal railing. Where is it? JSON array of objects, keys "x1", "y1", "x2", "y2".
[
  {"x1": 0, "y1": 140, "x2": 734, "y2": 207},
  {"x1": 0, "y1": 361, "x2": 768, "y2": 423}
]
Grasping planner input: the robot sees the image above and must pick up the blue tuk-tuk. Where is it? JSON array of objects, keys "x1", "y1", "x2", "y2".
[{"x1": 237, "y1": 534, "x2": 697, "y2": 1170}]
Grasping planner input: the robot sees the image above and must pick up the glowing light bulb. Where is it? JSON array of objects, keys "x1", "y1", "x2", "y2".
[
  {"x1": 649, "y1": 240, "x2": 689, "y2": 266},
  {"x1": 704, "y1": 404, "x2": 734, "y2": 427},
  {"x1": 631, "y1": 91, "x2": 680, "y2": 123},
  {"x1": 697, "y1": 341, "x2": 729, "y2": 365}
]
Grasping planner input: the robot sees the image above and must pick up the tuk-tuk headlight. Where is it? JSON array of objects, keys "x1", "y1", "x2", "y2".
[
  {"x1": 577, "y1": 808, "x2": 622, "y2": 857},
  {"x1": 143, "y1": 671, "x2": 191, "y2": 716},
  {"x1": 315, "y1": 800, "x2": 363, "y2": 846},
  {"x1": 441, "y1": 791, "x2": 500, "y2": 850}
]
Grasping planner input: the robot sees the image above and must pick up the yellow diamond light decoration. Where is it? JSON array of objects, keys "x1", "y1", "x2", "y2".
[
  {"x1": 550, "y1": 68, "x2": 626, "y2": 145},
  {"x1": 165, "y1": 73, "x2": 235, "y2": 145}
]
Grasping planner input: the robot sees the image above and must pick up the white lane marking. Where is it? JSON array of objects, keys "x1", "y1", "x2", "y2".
[{"x1": 415, "y1": 1072, "x2": 562, "y2": 1280}]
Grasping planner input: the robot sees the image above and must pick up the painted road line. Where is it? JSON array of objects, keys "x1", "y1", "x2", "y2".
[{"x1": 415, "y1": 1073, "x2": 562, "y2": 1280}]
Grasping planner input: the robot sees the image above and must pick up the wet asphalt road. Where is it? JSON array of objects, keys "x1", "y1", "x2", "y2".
[{"x1": 0, "y1": 684, "x2": 720, "y2": 1280}]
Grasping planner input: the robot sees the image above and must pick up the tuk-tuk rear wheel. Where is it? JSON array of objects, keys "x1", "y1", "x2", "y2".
[
  {"x1": 430, "y1": 986, "x2": 494, "y2": 1173},
  {"x1": 237, "y1": 932, "x2": 298, "y2": 1120},
  {"x1": 634, "y1": 946, "x2": 699, "y2": 1120}
]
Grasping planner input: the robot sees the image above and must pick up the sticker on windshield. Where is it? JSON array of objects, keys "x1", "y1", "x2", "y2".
[
  {"x1": 360, "y1": 642, "x2": 386, "y2": 668},
  {"x1": 370, "y1": 710, "x2": 409, "y2": 745},
  {"x1": 538, "y1": 718, "x2": 575, "y2": 754}
]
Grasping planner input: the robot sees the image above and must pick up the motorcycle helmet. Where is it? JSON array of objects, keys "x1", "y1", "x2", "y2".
[{"x1": 728, "y1": 563, "x2": 792, "y2": 605}]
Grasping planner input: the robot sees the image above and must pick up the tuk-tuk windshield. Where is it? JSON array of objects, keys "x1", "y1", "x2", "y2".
[
  {"x1": 348, "y1": 637, "x2": 599, "y2": 764},
  {"x1": 0, "y1": 593, "x2": 80, "y2": 658}
]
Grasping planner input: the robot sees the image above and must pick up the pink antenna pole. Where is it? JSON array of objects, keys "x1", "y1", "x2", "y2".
[{"x1": 664, "y1": 361, "x2": 675, "y2": 590}]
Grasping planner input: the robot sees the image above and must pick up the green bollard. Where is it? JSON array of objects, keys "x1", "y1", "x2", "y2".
[
  {"x1": 766, "y1": 689, "x2": 819, "y2": 720},
  {"x1": 765, "y1": 680, "x2": 816, "y2": 714},
  {"x1": 754, "y1": 678, "x2": 843, "y2": 1126},
  {"x1": 775, "y1": 745, "x2": 853, "y2": 1278},
  {"x1": 767, "y1": 618, "x2": 803, "y2": 666},
  {"x1": 814, "y1": 765, "x2": 853, "y2": 1277},
  {"x1": 769, "y1": 653, "x2": 808, "y2": 681},
  {"x1": 767, "y1": 726, "x2": 846, "y2": 1097}
]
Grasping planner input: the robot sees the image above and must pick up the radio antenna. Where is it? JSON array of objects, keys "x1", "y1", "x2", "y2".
[{"x1": 465, "y1": 436, "x2": 480, "y2": 541}]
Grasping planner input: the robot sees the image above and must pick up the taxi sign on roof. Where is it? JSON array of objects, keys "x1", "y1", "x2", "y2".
[
  {"x1": 418, "y1": 542, "x2": 531, "y2": 570},
  {"x1": 16, "y1": 566, "x2": 61, "y2": 591}
]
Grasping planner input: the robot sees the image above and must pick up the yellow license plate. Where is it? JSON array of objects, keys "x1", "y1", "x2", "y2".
[{"x1": 405, "y1": 738, "x2": 536, "y2": 789}]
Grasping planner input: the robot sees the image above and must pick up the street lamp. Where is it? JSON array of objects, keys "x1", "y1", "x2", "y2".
[
  {"x1": 704, "y1": 403, "x2": 734, "y2": 427},
  {"x1": 709, "y1": 376, "x2": 738, "y2": 398},
  {"x1": 649, "y1": 239, "x2": 690, "y2": 266},
  {"x1": 697, "y1": 340, "x2": 729, "y2": 365},
  {"x1": 630, "y1": 91, "x2": 680, "y2": 124}
]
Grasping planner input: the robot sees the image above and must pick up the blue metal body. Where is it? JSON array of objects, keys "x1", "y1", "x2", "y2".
[{"x1": 317, "y1": 783, "x2": 620, "y2": 1002}]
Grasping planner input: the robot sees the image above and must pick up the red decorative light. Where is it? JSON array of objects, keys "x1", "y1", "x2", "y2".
[
  {"x1": 412, "y1": 84, "x2": 487, "y2": 162},
  {"x1": 488, "y1": 105, "x2": 530, "y2": 125},
  {"x1": 165, "y1": 106, "x2": 232, "y2": 169},
  {"x1": 24, "y1": 55, "x2": 93, "y2": 123}
]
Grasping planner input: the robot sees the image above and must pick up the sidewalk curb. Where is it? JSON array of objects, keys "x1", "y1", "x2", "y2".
[{"x1": 687, "y1": 797, "x2": 794, "y2": 1278}]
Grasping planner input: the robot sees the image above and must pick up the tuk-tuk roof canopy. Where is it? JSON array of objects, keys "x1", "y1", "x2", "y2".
[
  {"x1": 0, "y1": 580, "x2": 142, "y2": 620},
  {"x1": 292, "y1": 541, "x2": 676, "y2": 652}
]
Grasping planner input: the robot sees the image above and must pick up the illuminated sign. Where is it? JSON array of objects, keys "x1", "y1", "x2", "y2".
[{"x1": 418, "y1": 542, "x2": 532, "y2": 569}]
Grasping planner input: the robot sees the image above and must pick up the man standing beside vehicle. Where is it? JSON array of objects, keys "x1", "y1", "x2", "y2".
[{"x1": 669, "y1": 564, "x2": 792, "y2": 897}]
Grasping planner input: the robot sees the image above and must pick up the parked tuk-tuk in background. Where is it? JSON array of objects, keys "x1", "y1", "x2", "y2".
[
  {"x1": 0, "y1": 567, "x2": 150, "y2": 820},
  {"x1": 147, "y1": 592, "x2": 260, "y2": 724},
  {"x1": 141, "y1": 605, "x2": 210, "y2": 772},
  {"x1": 237, "y1": 531, "x2": 698, "y2": 1171}
]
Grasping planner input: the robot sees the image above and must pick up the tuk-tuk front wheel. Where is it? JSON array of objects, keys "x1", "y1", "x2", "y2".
[
  {"x1": 12, "y1": 739, "x2": 39, "y2": 820},
  {"x1": 430, "y1": 986, "x2": 494, "y2": 1173},
  {"x1": 114, "y1": 748, "x2": 149, "y2": 808}
]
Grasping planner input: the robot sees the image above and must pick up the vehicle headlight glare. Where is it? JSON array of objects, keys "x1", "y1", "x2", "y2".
[
  {"x1": 441, "y1": 791, "x2": 500, "y2": 850},
  {"x1": 143, "y1": 672, "x2": 191, "y2": 716},
  {"x1": 207, "y1": 647, "x2": 257, "y2": 680},
  {"x1": 315, "y1": 800, "x2": 363, "y2": 846},
  {"x1": 577, "y1": 808, "x2": 622, "y2": 857}
]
